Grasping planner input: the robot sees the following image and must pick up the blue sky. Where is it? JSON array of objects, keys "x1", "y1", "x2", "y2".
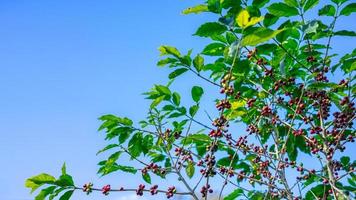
[
  {"x1": 0, "y1": 1, "x2": 355, "y2": 200},
  {"x1": 0, "y1": 1, "x2": 212, "y2": 199}
]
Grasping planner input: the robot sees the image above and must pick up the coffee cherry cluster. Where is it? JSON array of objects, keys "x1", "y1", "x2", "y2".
[
  {"x1": 200, "y1": 184, "x2": 213, "y2": 198},
  {"x1": 237, "y1": 171, "x2": 246, "y2": 180},
  {"x1": 141, "y1": 163, "x2": 165, "y2": 175},
  {"x1": 261, "y1": 105, "x2": 273, "y2": 116},
  {"x1": 306, "y1": 137, "x2": 323, "y2": 154},
  {"x1": 212, "y1": 116, "x2": 228, "y2": 128},
  {"x1": 293, "y1": 129, "x2": 304, "y2": 136},
  {"x1": 164, "y1": 128, "x2": 171, "y2": 138},
  {"x1": 235, "y1": 136, "x2": 248, "y2": 149},
  {"x1": 246, "y1": 124, "x2": 258, "y2": 135},
  {"x1": 136, "y1": 184, "x2": 145, "y2": 196},
  {"x1": 272, "y1": 77, "x2": 295, "y2": 91},
  {"x1": 220, "y1": 74, "x2": 235, "y2": 95},
  {"x1": 219, "y1": 166, "x2": 234, "y2": 177},
  {"x1": 83, "y1": 182, "x2": 93, "y2": 195},
  {"x1": 310, "y1": 126, "x2": 322, "y2": 134},
  {"x1": 163, "y1": 129, "x2": 181, "y2": 140},
  {"x1": 313, "y1": 66, "x2": 329, "y2": 82},
  {"x1": 247, "y1": 48, "x2": 257, "y2": 59},
  {"x1": 333, "y1": 97, "x2": 355, "y2": 129},
  {"x1": 305, "y1": 90, "x2": 331, "y2": 120},
  {"x1": 102, "y1": 184, "x2": 111, "y2": 195},
  {"x1": 216, "y1": 99, "x2": 231, "y2": 110},
  {"x1": 200, "y1": 154, "x2": 216, "y2": 177},
  {"x1": 254, "y1": 159, "x2": 272, "y2": 179},
  {"x1": 257, "y1": 58, "x2": 267, "y2": 66},
  {"x1": 166, "y1": 186, "x2": 176, "y2": 198},
  {"x1": 209, "y1": 129, "x2": 223, "y2": 138},
  {"x1": 247, "y1": 98, "x2": 256, "y2": 107},
  {"x1": 307, "y1": 56, "x2": 317, "y2": 63},
  {"x1": 264, "y1": 68, "x2": 273, "y2": 77},
  {"x1": 174, "y1": 147, "x2": 193, "y2": 161},
  {"x1": 150, "y1": 185, "x2": 158, "y2": 195}
]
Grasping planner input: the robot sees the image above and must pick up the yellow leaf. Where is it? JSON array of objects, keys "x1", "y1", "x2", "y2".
[
  {"x1": 231, "y1": 100, "x2": 246, "y2": 109},
  {"x1": 258, "y1": 91, "x2": 267, "y2": 98},
  {"x1": 236, "y1": 10, "x2": 250, "y2": 28},
  {"x1": 236, "y1": 10, "x2": 264, "y2": 29},
  {"x1": 245, "y1": 16, "x2": 264, "y2": 27},
  {"x1": 226, "y1": 110, "x2": 246, "y2": 120}
]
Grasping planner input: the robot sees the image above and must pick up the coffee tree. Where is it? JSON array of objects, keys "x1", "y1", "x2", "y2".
[{"x1": 26, "y1": 0, "x2": 356, "y2": 199}]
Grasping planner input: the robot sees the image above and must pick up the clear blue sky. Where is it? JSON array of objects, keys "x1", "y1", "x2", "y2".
[{"x1": 0, "y1": 1, "x2": 354, "y2": 200}]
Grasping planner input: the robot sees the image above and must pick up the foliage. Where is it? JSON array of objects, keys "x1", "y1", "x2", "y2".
[{"x1": 27, "y1": 0, "x2": 355, "y2": 199}]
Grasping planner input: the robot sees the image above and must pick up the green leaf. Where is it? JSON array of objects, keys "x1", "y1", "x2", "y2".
[
  {"x1": 267, "y1": 3, "x2": 299, "y2": 17},
  {"x1": 142, "y1": 134, "x2": 154, "y2": 155},
  {"x1": 249, "y1": 192, "x2": 264, "y2": 200},
  {"x1": 284, "y1": 0, "x2": 298, "y2": 7},
  {"x1": 224, "y1": 189, "x2": 244, "y2": 200},
  {"x1": 150, "y1": 95, "x2": 165, "y2": 109},
  {"x1": 56, "y1": 174, "x2": 74, "y2": 187},
  {"x1": 318, "y1": 5, "x2": 336, "y2": 16},
  {"x1": 155, "y1": 85, "x2": 171, "y2": 96},
  {"x1": 49, "y1": 187, "x2": 66, "y2": 200},
  {"x1": 182, "y1": 134, "x2": 211, "y2": 144},
  {"x1": 263, "y1": 13, "x2": 279, "y2": 27},
  {"x1": 235, "y1": 161, "x2": 251, "y2": 172},
  {"x1": 142, "y1": 173, "x2": 151, "y2": 184},
  {"x1": 105, "y1": 151, "x2": 122, "y2": 166},
  {"x1": 116, "y1": 165, "x2": 137, "y2": 174},
  {"x1": 241, "y1": 28, "x2": 284, "y2": 46},
  {"x1": 189, "y1": 105, "x2": 199, "y2": 117},
  {"x1": 296, "y1": 135, "x2": 310, "y2": 154},
  {"x1": 202, "y1": 43, "x2": 225, "y2": 56},
  {"x1": 34, "y1": 186, "x2": 56, "y2": 200},
  {"x1": 304, "y1": 0, "x2": 319, "y2": 12},
  {"x1": 305, "y1": 184, "x2": 330, "y2": 199},
  {"x1": 61, "y1": 163, "x2": 67, "y2": 175},
  {"x1": 302, "y1": 20, "x2": 319, "y2": 34},
  {"x1": 172, "y1": 92, "x2": 181, "y2": 106},
  {"x1": 59, "y1": 190, "x2": 74, "y2": 200},
  {"x1": 157, "y1": 57, "x2": 177, "y2": 67},
  {"x1": 207, "y1": 0, "x2": 221, "y2": 13},
  {"x1": 286, "y1": 135, "x2": 298, "y2": 161},
  {"x1": 119, "y1": 131, "x2": 130, "y2": 144},
  {"x1": 98, "y1": 115, "x2": 132, "y2": 131},
  {"x1": 303, "y1": 174, "x2": 321, "y2": 188},
  {"x1": 193, "y1": 54, "x2": 204, "y2": 72},
  {"x1": 158, "y1": 45, "x2": 181, "y2": 58},
  {"x1": 253, "y1": 0, "x2": 270, "y2": 8},
  {"x1": 25, "y1": 174, "x2": 56, "y2": 193},
  {"x1": 128, "y1": 132, "x2": 143, "y2": 158},
  {"x1": 100, "y1": 163, "x2": 137, "y2": 175},
  {"x1": 341, "y1": 156, "x2": 350, "y2": 166},
  {"x1": 194, "y1": 22, "x2": 227, "y2": 37},
  {"x1": 308, "y1": 82, "x2": 338, "y2": 89},
  {"x1": 169, "y1": 68, "x2": 188, "y2": 79},
  {"x1": 168, "y1": 112, "x2": 185, "y2": 118},
  {"x1": 334, "y1": 30, "x2": 356, "y2": 36},
  {"x1": 182, "y1": 4, "x2": 209, "y2": 14},
  {"x1": 217, "y1": 157, "x2": 236, "y2": 167},
  {"x1": 150, "y1": 153, "x2": 165, "y2": 162},
  {"x1": 340, "y1": 3, "x2": 356, "y2": 16},
  {"x1": 331, "y1": 0, "x2": 348, "y2": 5},
  {"x1": 186, "y1": 161, "x2": 195, "y2": 178},
  {"x1": 162, "y1": 104, "x2": 176, "y2": 111},
  {"x1": 96, "y1": 144, "x2": 119, "y2": 155},
  {"x1": 191, "y1": 86, "x2": 204, "y2": 102}
]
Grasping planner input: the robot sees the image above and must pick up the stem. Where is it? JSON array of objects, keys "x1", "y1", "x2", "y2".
[{"x1": 73, "y1": 186, "x2": 192, "y2": 195}]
